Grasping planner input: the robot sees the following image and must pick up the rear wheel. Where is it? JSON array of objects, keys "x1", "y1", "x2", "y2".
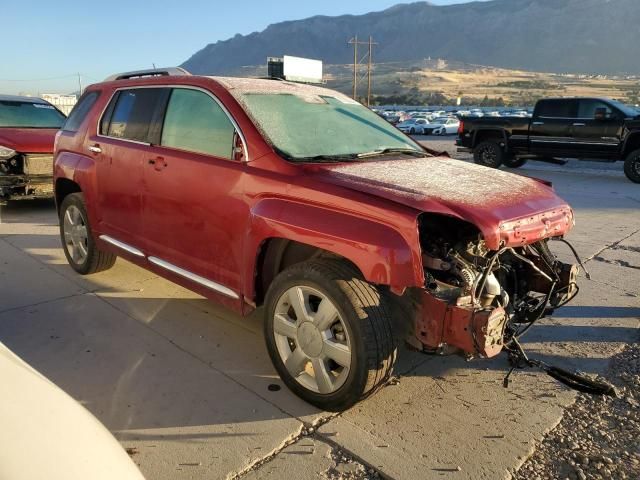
[
  {"x1": 474, "y1": 140, "x2": 505, "y2": 168},
  {"x1": 409, "y1": 127, "x2": 415, "y2": 135},
  {"x1": 59, "y1": 193, "x2": 116, "y2": 274},
  {"x1": 264, "y1": 259, "x2": 396, "y2": 411},
  {"x1": 624, "y1": 149, "x2": 640, "y2": 183}
]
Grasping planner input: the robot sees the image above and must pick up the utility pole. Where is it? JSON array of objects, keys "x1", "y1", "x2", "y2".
[
  {"x1": 367, "y1": 36, "x2": 373, "y2": 107},
  {"x1": 348, "y1": 36, "x2": 377, "y2": 106},
  {"x1": 77, "y1": 73, "x2": 83, "y2": 95}
]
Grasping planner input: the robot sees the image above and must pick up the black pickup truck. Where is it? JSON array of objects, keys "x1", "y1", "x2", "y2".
[{"x1": 456, "y1": 97, "x2": 640, "y2": 183}]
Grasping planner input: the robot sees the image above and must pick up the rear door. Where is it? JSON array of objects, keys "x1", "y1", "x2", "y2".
[
  {"x1": 570, "y1": 99, "x2": 624, "y2": 159},
  {"x1": 530, "y1": 99, "x2": 577, "y2": 156},
  {"x1": 90, "y1": 87, "x2": 169, "y2": 251},
  {"x1": 141, "y1": 86, "x2": 247, "y2": 301}
]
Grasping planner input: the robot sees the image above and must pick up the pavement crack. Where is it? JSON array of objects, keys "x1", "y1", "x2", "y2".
[
  {"x1": 226, "y1": 423, "x2": 305, "y2": 480},
  {"x1": 585, "y1": 227, "x2": 640, "y2": 263}
]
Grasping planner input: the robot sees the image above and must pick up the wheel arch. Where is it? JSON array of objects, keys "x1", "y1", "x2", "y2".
[
  {"x1": 472, "y1": 129, "x2": 508, "y2": 148},
  {"x1": 245, "y1": 198, "x2": 423, "y2": 305},
  {"x1": 622, "y1": 132, "x2": 640, "y2": 157}
]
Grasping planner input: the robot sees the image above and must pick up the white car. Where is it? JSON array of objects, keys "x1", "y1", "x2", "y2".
[
  {"x1": 428, "y1": 117, "x2": 461, "y2": 135},
  {"x1": 397, "y1": 118, "x2": 430, "y2": 134},
  {"x1": 0, "y1": 342, "x2": 145, "y2": 480}
]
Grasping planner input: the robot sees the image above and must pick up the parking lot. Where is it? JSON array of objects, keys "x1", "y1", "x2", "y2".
[{"x1": 0, "y1": 140, "x2": 638, "y2": 480}]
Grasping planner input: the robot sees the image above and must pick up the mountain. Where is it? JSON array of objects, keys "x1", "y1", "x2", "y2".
[{"x1": 181, "y1": 0, "x2": 640, "y2": 76}]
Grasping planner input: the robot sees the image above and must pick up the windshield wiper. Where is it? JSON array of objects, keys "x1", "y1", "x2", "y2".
[
  {"x1": 356, "y1": 148, "x2": 427, "y2": 158},
  {"x1": 289, "y1": 153, "x2": 360, "y2": 163}
]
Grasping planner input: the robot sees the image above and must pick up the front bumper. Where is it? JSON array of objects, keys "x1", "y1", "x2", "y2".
[
  {"x1": 0, "y1": 175, "x2": 53, "y2": 200},
  {"x1": 412, "y1": 259, "x2": 579, "y2": 358}
]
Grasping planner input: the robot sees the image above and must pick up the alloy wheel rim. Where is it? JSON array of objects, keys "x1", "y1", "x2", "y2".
[
  {"x1": 63, "y1": 205, "x2": 89, "y2": 264},
  {"x1": 273, "y1": 286, "x2": 352, "y2": 394},
  {"x1": 481, "y1": 146, "x2": 497, "y2": 165}
]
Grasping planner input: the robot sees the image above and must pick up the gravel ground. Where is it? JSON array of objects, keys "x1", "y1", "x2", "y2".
[{"x1": 513, "y1": 339, "x2": 640, "y2": 480}]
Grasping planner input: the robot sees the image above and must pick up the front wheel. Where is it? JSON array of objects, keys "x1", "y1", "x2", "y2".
[
  {"x1": 624, "y1": 149, "x2": 640, "y2": 183},
  {"x1": 59, "y1": 193, "x2": 116, "y2": 274},
  {"x1": 409, "y1": 127, "x2": 415, "y2": 135},
  {"x1": 474, "y1": 140, "x2": 505, "y2": 168},
  {"x1": 264, "y1": 259, "x2": 397, "y2": 411}
]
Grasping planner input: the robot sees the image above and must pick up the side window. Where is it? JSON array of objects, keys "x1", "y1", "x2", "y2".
[
  {"x1": 161, "y1": 88, "x2": 235, "y2": 159},
  {"x1": 578, "y1": 100, "x2": 615, "y2": 119},
  {"x1": 536, "y1": 100, "x2": 577, "y2": 118},
  {"x1": 102, "y1": 88, "x2": 166, "y2": 142},
  {"x1": 63, "y1": 91, "x2": 99, "y2": 132}
]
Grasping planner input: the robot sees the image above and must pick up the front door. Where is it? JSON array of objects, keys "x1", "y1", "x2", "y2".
[
  {"x1": 570, "y1": 99, "x2": 623, "y2": 159},
  {"x1": 142, "y1": 87, "x2": 248, "y2": 300}
]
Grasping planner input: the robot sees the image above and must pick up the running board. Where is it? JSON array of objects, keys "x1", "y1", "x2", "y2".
[
  {"x1": 147, "y1": 256, "x2": 239, "y2": 299},
  {"x1": 99, "y1": 235, "x2": 145, "y2": 257}
]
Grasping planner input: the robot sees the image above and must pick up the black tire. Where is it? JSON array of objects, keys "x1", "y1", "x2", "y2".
[
  {"x1": 624, "y1": 149, "x2": 640, "y2": 183},
  {"x1": 474, "y1": 140, "x2": 505, "y2": 168},
  {"x1": 409, "y1": 127, "x2": 415, "y2": 135},
  {"x1": 59, "y1": 193, "x2": 116, "y2": 275},
  {"x1": 264, "y1": 259, "x2": 397, "y2": 411},
  {"x1": 503, "y1": 156, "x2": 528, "y2": 168}
]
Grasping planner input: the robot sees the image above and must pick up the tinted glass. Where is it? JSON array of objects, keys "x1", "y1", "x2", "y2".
[
  {"x1": 106, "y1": 88, "x2": 164, "y2": 142},
  {"x1": 536, "y1": 100, "x2": 577, "y2": 118},
  {"x1": 0, "y1": 100, "x2": 66, "y2": 128},
  {"x1": 161, "y1": 88, "x2": 235, "y2": 159},
  {"x1": 578, "y1": 100, "x2": 615, "y2": 119},
  {"x1": 63, "y1": 91, "x2": 99, "y2": 132}
]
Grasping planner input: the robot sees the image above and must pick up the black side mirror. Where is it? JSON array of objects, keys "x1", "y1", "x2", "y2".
[{"x1": 594, "y1": 107, "x2": 608, "y2": 120}]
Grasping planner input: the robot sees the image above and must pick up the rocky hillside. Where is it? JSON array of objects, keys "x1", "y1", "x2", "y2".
[{"x1": 182, "y1": 0, "x2": 640, "y2": 76}]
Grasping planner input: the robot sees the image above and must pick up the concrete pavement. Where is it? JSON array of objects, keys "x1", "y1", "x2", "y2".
[{"x1": 0, "y1": 151, "x2": 638, "y2": 479}]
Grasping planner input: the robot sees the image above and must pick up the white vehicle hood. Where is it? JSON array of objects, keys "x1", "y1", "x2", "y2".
[{"x1": 0, "y1": 342, "x2": 145, "y2": 480}]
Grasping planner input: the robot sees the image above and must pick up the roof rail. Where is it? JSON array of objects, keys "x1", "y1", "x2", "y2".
[{"x1": 104, "y1": 67, "x2": 191, "y2": 82}]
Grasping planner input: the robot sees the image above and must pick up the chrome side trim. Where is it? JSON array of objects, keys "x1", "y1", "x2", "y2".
[
  {"x1": 99, "y1": 235, "x2": 145, "y2": 257},
  {"x1": 147, "y1": 256, "x2": 239, "y2": 299}
]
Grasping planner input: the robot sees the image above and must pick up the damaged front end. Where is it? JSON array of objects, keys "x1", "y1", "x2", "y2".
[
  {"x1": 0, "y1": 151, "x2": 54, "y2": 200},
  {"x1": 410, "y1": 214, "x2": 579, "y2": 359}
]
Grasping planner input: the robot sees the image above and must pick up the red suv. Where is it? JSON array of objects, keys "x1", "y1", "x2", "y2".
[
  {"x1": 0, "y1": 95, "x2": 66, "y2": 200},
  {"x1": 54, "y1": 68, "x2": 579, "y2": 410}
]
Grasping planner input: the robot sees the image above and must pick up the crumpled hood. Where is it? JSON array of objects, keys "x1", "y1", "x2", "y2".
[
  {"x1": 0, "y1": 128, "x2": 58, "y2": 153},
  {"x1": 313, "y1": 156, "x2": 573, "y2": 249}
]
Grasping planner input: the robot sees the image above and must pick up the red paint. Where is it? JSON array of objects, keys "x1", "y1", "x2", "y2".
[
  {"x1": 0, "y1": 128, "x2": 57, "y2": 153},
  {"x1": 54, "y1": 75, "x2": 576, "y2": 352}
]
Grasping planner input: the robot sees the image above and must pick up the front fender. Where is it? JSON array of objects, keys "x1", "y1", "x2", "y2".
[{"x1": 244, "y1": 198, "x2": 424, "y2": 297}]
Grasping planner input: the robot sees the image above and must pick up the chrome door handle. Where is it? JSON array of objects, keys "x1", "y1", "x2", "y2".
[
  {"x1": 88, "y1": 145, "x2": 102, "y2": 154},
  {"x1": 532, "y1": 122, "x2": 544, "y2": 126},
  {"x1": 573, "y1": 123, "x2": 586, "y2": 127}
]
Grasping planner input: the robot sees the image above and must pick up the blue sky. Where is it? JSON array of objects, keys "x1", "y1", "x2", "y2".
[{"x1": 2, "y1": 0, "x2": 483, "y2": 95}]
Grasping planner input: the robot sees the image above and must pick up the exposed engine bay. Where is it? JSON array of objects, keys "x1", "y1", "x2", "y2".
[
  {"x1": 413, "y1": 214, "x2": 579, "y2": 359},
  {"x1": 0, "y1": 153, "x2": 54, "y2": 200}
]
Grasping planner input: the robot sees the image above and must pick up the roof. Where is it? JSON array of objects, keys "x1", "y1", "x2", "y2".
[
  {"x1": 209, "y1": 76, "x2": 356, "y2": 103},
  {"x1": 0, "y1": 94, "x2": 50, "y2": 104}
]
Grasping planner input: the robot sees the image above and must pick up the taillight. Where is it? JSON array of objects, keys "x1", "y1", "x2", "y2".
[{"x1": 457, "y1": 120, "x2": 464, "y2": 136}]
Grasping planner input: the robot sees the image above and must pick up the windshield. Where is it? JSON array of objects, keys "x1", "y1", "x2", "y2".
[
  {"x1": 0, "y1": 100, "x2": 66, "y2": 128},
  {"x1": 609, "y1": 99, "x2": 639, "y2": 117},
  {"x1": 238, "y1": 93, "x2": 424, "y2": 161}
]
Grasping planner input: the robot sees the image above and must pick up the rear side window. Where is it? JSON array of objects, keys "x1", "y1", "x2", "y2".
[
  {"x1": 535, "y1": 100, "x2": 577, "y2": 118},
  {"x1": 160, "y1": 88, "x2": 235, "y2": 159},
  {"x1": 63, "y1": 91, "x2": 99, "y2": 132},
  {"x1": 102, "y1": 88, "x2": 166, "y2": 143}
]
